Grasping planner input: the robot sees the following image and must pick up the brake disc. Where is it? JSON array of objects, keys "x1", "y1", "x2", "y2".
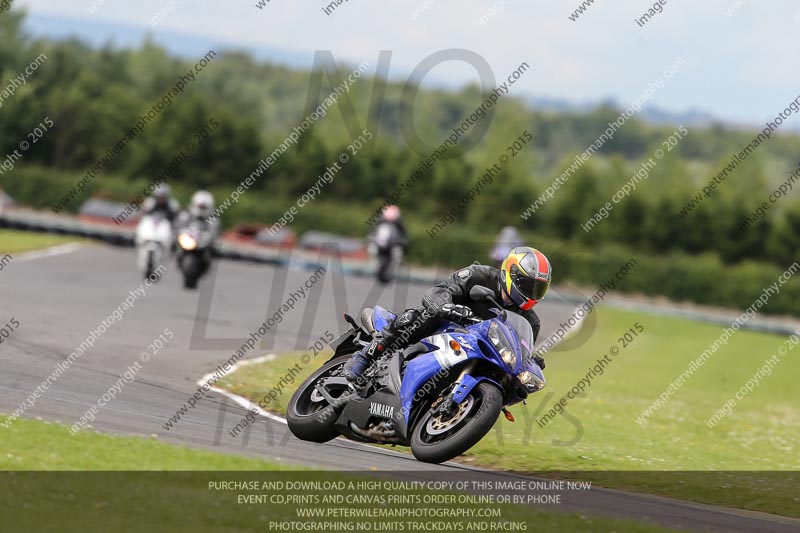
[{"x1": 425, "y1": 396, "x2": 474, "y2": 435}]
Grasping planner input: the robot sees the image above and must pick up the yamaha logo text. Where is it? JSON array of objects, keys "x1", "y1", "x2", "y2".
[{"x1": 369, "y1": 402, "x2": 394, "y2": 419}]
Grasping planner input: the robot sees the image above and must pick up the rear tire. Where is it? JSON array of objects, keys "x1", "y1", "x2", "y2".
[
  {"x1": 410, "y1": 382, "x2": 502, "y2": 464},
  {"x1": 286, "y1": 356, "x2": 351, "y2": 443}
]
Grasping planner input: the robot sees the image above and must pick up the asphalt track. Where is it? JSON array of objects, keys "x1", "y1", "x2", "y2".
[{"x1": 1, "y1": 244, "x2": 798, "y2": 532}]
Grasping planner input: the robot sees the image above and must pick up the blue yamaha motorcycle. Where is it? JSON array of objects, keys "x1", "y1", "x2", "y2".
[{"x1": 286, "y1": 286, "x2": 546, "y2": 464}]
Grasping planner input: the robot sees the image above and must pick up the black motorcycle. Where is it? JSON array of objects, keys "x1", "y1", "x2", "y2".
[{"x1": 175, "y1": 220, "x2": 214, "y2": 289}]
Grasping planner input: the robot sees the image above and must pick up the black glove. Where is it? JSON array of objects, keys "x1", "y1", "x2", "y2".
[
  {"x1": 439, "y1": 303, "x2": 474, "y2": 322},
  {"x1": 534, "y1": 355, "x2": 546, "y2": 370}
]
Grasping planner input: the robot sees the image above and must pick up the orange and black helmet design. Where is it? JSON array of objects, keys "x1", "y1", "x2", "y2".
[{"x1": 500, "y1": 246, "x2": 551, "y2": 311}]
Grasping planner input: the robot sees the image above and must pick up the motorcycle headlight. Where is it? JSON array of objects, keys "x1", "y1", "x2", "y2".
[
  {"x1": 488, "y1": 321, "x2": 517, "y2": 368},
  {"x1": 178, "y1": 233, "x2": 197, "y2": 251},
  {"x1": 500, "y1": 348, "x2": 517, "y2": 367},
  {"x1": 518, "y1": 370, "x2": 546, "y2": 392},
  {"x1": 487, "y1": 321, "x2": 503, "y2": 346}
]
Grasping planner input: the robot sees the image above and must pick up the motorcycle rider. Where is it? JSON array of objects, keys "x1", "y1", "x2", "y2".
[
  {"x1": 175, "y1": 190, "x2": 219, "y2": 237},
  {"x1": 370, "y1": 205, "x2": 409, "y2": 250},
  {"x1": 175, "y1": 191, "x2": 219, "y2": 286},
  {"x1": 490, "y1": 226, "x2": 523, "y2": 267},
  {"x1": 369, "y1": 205, "x2": 410, "y2": 284},
  {"x1": 142, "y1": 184, "x2": 180, "y2": 223},
  {"x1": 344, "y1": 246, "x2": 551, "y2": 381}
]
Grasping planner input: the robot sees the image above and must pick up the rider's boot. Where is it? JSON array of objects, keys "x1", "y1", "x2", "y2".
[{"x1": 343, "y1": 336, "x2": 386, "y2": 382}]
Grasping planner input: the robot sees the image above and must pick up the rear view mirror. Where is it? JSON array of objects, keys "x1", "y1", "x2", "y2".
[
  {"x1": 469, "y1": 285, "x2": 494, "y2": 300},
  {"x1": 469, "y1": 285, "x2": 506, "y2": 319}
]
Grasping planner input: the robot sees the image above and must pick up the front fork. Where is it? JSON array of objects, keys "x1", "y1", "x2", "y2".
[{"x1": 432, "y1": 361, "x2": 476, "y2": 417}]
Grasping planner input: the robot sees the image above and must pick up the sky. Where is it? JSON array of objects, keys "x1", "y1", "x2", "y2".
[{"x1": 13, "y1": 0, "x2": 800, "y2": 128}]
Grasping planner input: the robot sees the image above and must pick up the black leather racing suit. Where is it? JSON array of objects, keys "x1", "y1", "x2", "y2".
[{"x1": 376, "y1": 264, "x2": 542, "y2": 358}]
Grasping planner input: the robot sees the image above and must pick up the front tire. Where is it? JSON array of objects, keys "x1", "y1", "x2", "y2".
[
  {"x1": 145, "y1": 249, "x2": 158, "y2": 280},
  {"x1": 286, "y1": 356, "x2": 351, "y2": 443},
  {"x1": 376, "y1": 252, "x2": 392, "y2": 284},
  {"x1": 180, "y1": 254, "x2": 201, "y2": 289},
  {"x1": 410, "y1": 382, "x2": 502, "y2": 464}
]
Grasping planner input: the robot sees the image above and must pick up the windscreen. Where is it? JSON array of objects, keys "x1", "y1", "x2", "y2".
[{"x1": 504, "y1": 312, "x2": 534, "y2": 362}]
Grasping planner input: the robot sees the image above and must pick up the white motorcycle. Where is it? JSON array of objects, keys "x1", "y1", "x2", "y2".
[{"x1": 135, "y1": 213, "x2": 173, "y2": 280}]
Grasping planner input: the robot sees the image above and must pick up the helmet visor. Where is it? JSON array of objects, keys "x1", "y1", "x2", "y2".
[{"x1": 513, "y1": 274, "x2": 549, "y2": 301}]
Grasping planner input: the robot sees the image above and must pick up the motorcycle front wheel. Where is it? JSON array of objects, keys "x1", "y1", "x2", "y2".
[
  {"x1": 145, "y1": 249, "x2": 159, "y2": 280},
  {"x1": 376, "y1": 251, "x2": 392, "y2": 284},
  {"x1": 180, "y1": 253, "x2": 201, "y2": 289},
  {"x1": 410, "y1": 382, "x2": 502, "y2": 464}
]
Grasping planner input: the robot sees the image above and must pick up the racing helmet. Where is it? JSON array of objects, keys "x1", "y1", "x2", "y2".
[
  {"x1": 153, "y1": 184, "x2": 171, "y2": 199},
  {"x1": 500, "y1": 246, "x2": 551, "y2": 310},
  {"x1": 189, "y1": 190, "x2": 214, "y2": 218}
]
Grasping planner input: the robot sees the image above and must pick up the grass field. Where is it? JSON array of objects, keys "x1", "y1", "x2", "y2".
[
  {"x1": 0, "y1": 229, "x2": 81, "y2": 254},
  {"x1": 0, "y1": 417, "x2": 678, "y2": 532},
  {"x1": 215, "y1": 306, "x2": 800, "y2": 517},
  {"x1": 0, "y1": 415, "x2": 295, "y2": 471}
]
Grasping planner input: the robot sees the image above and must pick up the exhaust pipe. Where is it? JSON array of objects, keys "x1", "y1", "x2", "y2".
[{"x1": 349, "y1": 422, "x2": 402, "y2": 443}]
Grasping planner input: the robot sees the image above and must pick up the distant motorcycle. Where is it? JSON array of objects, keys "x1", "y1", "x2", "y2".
[
  {"x1": 287, "y1": 286, "x2": 546, "y2": 464},
  {"x1": 369, "y1": 221, "x2": 405, "y2": 284},
  {"x1": 175, "y1": 220, "x2": 214, "y2": 289},
  {"x1": 135, "y1": 213, "x2": 172, "y2": 280}
]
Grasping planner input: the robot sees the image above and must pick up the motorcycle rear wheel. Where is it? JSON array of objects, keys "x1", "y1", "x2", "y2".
[
  {"x1": 286, "y1": 356, "x2": 351, "y2": 443},
  {"x1": 410, "y1": 382, "x2": 502, "y2": 464}
]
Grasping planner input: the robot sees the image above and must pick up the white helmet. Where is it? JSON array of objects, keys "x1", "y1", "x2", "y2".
[
  {"x1": 189, "y1": 190, "x2": 214, "y2": 218},
  {"x1": 153, "y1": 183, "x2": 172, "y2": 200}
]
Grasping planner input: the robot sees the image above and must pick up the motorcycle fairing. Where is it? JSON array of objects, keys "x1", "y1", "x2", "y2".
[
  {"x1": 334, "y1": 389, "x2": 403, "y2": 438},
  {"x1": 398, "y1": 325, "x2": 505, "y2": 423},
  {"x1": 334, "y1": 348, "x2": 409, "y2": 439}
]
